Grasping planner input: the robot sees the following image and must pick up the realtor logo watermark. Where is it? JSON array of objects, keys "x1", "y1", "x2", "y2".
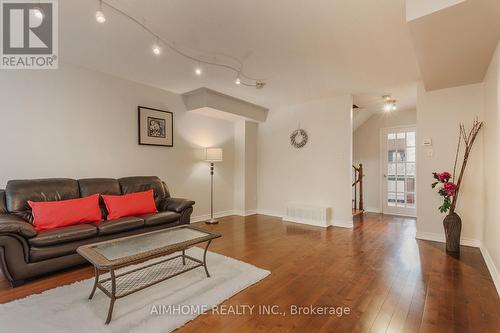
[{"x1": 0, "y1": 0, "x2": 58, "y2": 69}]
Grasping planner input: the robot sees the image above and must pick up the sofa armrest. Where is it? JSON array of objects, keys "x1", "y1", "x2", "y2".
[
  {"x1": 162, "y1": 197, "x2": 195, "y2": 213},
  {"x1": 0, "y1": 214, "x2": 37, "y2": 238}
]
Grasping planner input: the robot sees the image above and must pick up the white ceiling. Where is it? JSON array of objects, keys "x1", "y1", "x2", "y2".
[
  {"x1": 59, "y1": 0, "x2": 421, "y2": 109},
  {"x1": 408, "y1": 0, "x2": 500, "y2": 90},
  {"x1": 405, "y1": 0, "x2": 466, "y2": 21}
]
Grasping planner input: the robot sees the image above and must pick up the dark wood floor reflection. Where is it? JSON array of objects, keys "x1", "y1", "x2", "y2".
[{"x1": 1, "y1": 213, "x2": 499, "y2": 332}]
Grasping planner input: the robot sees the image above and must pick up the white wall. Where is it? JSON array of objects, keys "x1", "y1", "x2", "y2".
[
  {"x1": 257, "y1": 95, "x2": 353, "y2": 226},
  {"x1": 416, "y1": 82, "x2": 484, "y2": 244},
  {"x1": 353, "y1": 109, "x2": 417, "y2": 212},
  {"x1": 233, "y1": 120, "x2": 258, "y2": 215},
  {"x1": 482, "y1": 41, "x2": 500, "y2": 293},
  {"x1": 0, "y1": 63, "x2": 236, "y2": 219}
]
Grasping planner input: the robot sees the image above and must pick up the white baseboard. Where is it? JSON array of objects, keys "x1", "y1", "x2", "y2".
[
  {"x1": 364, "y1": 207, "x2": 382, "y2": 213},
  {"x1": 331, "y1": 219, "x2": 354, "y2": 228},
  {"x1": 190, "y1": 210, "x2": 235, "y2": 223},
  {"x1": 233, "y1": 209, "x2": 258, "y2": 217},
  {"x1": 256, "y1": 209, "x2": 283, "y2": 218},
  {"x1": 384, "y1": 212, "x2": 417, "y2": 218},
  {"x1": 415, "y1": 231, "x2": 481, "y2": 247},
  {"x1": 480, "y1": 245, "x2": 500, "y2": 297},
  {"x1": 282, "y1": 216, "x2": 329, "y2": 228}
]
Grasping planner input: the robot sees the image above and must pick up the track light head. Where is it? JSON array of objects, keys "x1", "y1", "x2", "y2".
[
  {"x1": 256, "y1": 81, "x2": 266, "y2": 89},
  {"x1": 152, "y1": 44, "x2": 161, "y2": 56},
  {"x1": 235, "y1": 77, "x2": 241, "y2": 85},
  {"x1": 96, "y1": 1, "x2": 106, "y2": 23},
  {"x1": 96, "y1": 10, "x2": 106, "y2": 23}
]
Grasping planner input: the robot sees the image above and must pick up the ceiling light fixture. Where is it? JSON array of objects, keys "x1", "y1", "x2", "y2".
[
  {"x1": 382, "y1": 95, "x2": 397, "y2": 112},
  {"x1": 95, "y1": 1, "x2": 106, "y2": 23},
  {"x1": 195, "y1": 63, "x2": 202, "y2": 76},
  {"x1": 152, "y1": 43, "x2": 162, "y2": 56},
  {"x1": 95, "y1": 0, "x2": 266, "y2": 89}
]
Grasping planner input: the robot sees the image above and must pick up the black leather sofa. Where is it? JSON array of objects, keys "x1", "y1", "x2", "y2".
[{"x1": 0, "y1": 176, "x2": 195, "y2": 287}]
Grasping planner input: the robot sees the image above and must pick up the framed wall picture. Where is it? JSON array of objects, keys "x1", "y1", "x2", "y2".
[{"x1": 138, "y1": 106, "x2": 173, "y2": 147}]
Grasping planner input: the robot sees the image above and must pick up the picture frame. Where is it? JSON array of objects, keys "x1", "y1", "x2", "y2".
[{"x1": 138, "y1": 106, "x2": 173, "y2": 147}]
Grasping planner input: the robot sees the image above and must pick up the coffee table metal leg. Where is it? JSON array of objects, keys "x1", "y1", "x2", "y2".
[
  {"x1": 105, "y1": 269, "x2": 116, "y2": 325},
  {"x1": 182, "y1": 249, "x2": 186, "y2": 265},
  {"x1": 203, "y1": 240, "x2": 212, "y2": 278},
  {"x1": 88, "y1": 267, "x2": 99, "y2": 300}
]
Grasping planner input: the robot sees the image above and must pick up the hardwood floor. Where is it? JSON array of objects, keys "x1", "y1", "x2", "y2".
[{"x1": 1, "y1": 213, "x2": 499, "y2": 332}]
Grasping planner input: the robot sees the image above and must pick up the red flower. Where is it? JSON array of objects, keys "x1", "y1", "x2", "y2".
[
  {"x1": 443, "y1": 182, "x2": 457, "y2": 196},
  {"x1": 436, "y1": 172, "x2": 452, "y2": 183}
]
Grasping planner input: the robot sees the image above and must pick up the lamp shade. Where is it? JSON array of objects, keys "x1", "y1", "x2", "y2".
[{"x1": 204, "y1": 148, "x2": 223, "y2": 162}]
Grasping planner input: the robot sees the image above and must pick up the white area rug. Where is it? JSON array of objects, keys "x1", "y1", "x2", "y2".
[{"x1": 0, "y1": 248, "x2": 270, "y2": 333}]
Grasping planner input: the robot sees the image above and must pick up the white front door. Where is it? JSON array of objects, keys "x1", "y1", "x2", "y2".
[{"x1": 381, "y1": 126, "x2": 416, "y2": 217}]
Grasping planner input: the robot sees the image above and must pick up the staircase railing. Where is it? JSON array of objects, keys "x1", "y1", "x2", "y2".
[{"x1": 352, "y1": 164, "x2": 364, "y2": 211}]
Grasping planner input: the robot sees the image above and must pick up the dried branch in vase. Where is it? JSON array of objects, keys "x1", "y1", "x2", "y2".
[{"x1": 431, "y1": 117, "x2": 483, "y2": 214}]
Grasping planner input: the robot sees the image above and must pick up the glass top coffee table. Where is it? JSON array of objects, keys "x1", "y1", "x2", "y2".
[{"x1": 77, "y1": 225, "x2": 221, "y2": 324}]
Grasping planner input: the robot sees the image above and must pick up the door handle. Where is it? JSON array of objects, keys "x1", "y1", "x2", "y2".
[{"x1": 383, "y1": 174, "x2": 387, "y2": 178}]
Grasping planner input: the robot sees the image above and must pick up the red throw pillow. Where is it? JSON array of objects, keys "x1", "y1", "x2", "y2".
[
  {"x1": 28, "y1": 194, "x2": 102, "y2": 232},
  {"x1": 102, "y1": 190, "x2": 157, "y2": 220}
]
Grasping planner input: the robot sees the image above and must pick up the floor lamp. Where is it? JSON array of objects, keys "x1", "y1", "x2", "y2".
[{"x1": 204, "y1": 148, "x2": 223, "y2": 224}]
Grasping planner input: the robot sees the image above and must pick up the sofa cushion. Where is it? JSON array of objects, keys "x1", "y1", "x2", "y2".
[
  {"x1": 5, "y1": 179, "x2": 80, "y2": 223},
  {"x1": 0, "y1": 190, "x2": 7, "y2": 214},
  {"x1": 95, "y1": 217, "x2": 144, "y2": 236},
  {"x1": 28, "y1": 224, "x2": 97, "y2": 247},
  {"x1": 118, "y1": 176, "x2": 167, "y2": 208},
  {"x1": 78, "y1": 178, "x2": 121, "y2": 197},
  {"x1": 29, "y1": 223, "x2": 178, "y2": 262},
  {"x1": 162, "y1": 197, "x2": 196, "y2": 213},
  {"x1": 78, "y1": 178, "x2": 121, "y2": 220},
  {"x1": 0, "y1": 214, "x2": 37, "y2": 237},
  {"x1": 141, "y1": 211, "x2": 180, "y2": 226}
]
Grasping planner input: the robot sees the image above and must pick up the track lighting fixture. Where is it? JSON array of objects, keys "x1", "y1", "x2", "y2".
[
  {"x1": 94, "y1": 0, "x2": 266, "y2": 89},
  {"x1": 382, "y1": 95, "x2": 397, "y2": 112}
]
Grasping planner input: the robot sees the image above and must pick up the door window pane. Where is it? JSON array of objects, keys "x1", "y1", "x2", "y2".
[
  {"x1": 406, "y1": 177, "x2": 415, "y2": 192},
  {"x1": 406, "y1": 132, "x2": 415, "y2": 147},
  {"x1": 407, "y1": 147, "x2": 416, "y2": 162},
  {"x1": 396, "y1": 150, "x2": 406, "y2": 162},
  {"x1": 388, "y1": 151, "x2": 396, "y2": 162},
  {"x1": 397, "y1": 132, "x2": 405, "y2": 139},
  {"x1": 388, "y1": 193, "x2": 396, "y2": 206},
  {"x1": 396, "y1": 163, "x2": 405, "y2": 175},
  {"x1": 407, "y1": 163, "x2": 415, "y2": 176},
  {"x1": 388, "y1": 178, "x2": 396, "y2": 192},
  {"x1": 397, "y1": 179, "x2": 405, "y2": 193},
  {"x1": 396, "y1": 193, "x2": 405, "y2": 207},
  {"x1": 406, "y1": 193, "x2": 415, "y2": 207},
  {"x1": 388, "y1": 163, "x2": 396, "y2": 175}
]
